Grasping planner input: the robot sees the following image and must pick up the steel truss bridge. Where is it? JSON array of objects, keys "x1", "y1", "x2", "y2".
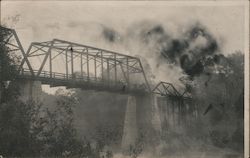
[{"x1": 1, "y1": 26, "x2": 191, "y2": 99}]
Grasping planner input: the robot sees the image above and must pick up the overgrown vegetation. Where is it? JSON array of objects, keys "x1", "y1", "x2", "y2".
[
  {"x1": 0, "y1": 26, "x2": 88, "y2": 157},
  {"x1": 191, "y1": 52, "x2": 244, "y2": 152}
]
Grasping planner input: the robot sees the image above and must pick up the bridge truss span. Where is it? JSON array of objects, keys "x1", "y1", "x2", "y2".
[
  {"x1": 1, "y1": 26, "x2": 191, "y2": 98},
  {"x1": 20, "y1": 38, "x2": 151, "y2": 93}
]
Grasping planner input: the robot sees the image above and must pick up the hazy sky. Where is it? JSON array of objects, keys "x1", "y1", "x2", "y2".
[
  {"x1": 1, "y1": 1, "x2": 247, "y2": 53},
  {"x1": 1, "y1": 1, "x2": 248, "y2": 92}
]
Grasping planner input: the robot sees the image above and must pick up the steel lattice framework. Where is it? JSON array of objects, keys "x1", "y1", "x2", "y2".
[
  {"x1": 19, "y1": 38, "x2": 151, "y2": 93},
  {"x1": 152, "y1": 82, "x2": 192, "y2": 99},
  {"x1": 1, "y1": 26, "x2": 191, "y2": 98}
]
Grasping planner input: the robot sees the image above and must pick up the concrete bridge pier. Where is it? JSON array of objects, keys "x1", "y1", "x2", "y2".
[
  {"x1": 121, "y1": 94, "x2": 163, "y2": 152},
  {"x1": 18, "y1": 80, "x2": 42, "y2": 102},
  {"x1": 151, "y1": 95, "x2": 162, "y2": 133},
  {"x1": 121, "y1": 95, "x2": 138, "y2": 151}
]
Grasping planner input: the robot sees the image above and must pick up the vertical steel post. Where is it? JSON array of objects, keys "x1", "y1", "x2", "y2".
[
  {"x1": 107, "y1": 59, "x2": 110, "y2": 85},
  {"x1": 114, "y1": 54, "x2": 117, "y2": 84},
  {"x1": 49, "y1": 49, "x2": 52, "y2": 78},
  {"x1": 86, "y1": 48, "x2": 89, "y2": 81},
  {"x1": 126, "y1": 58, "x2": 130, "y2": 88},
  {"x1": 71, "y1": 46, "x2": 74, "y2": 79},
  {"x1": 66, "y1": 49, "x2": 68, "y2": 79},
  {"x1": 80, "y1": 52, "x2": 83, "y2": 77},
  {"x1": 101, "y1": 51, "x2": 104, "y2": 81},
  {"x1": 94, "y1": 56, "x2": 97, "y2": 81}
]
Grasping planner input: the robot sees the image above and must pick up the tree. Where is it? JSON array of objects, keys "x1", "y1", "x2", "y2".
[
  {"x1": 0, "y1": 26, "x2": 45, "y2": 157},
  {"x1": 40, "y1": 89, "x2": 83, "y2": 157},
  {"x1": 0, "y1": 99, "x2": 45, "y2": 157},
  {"x1": 0, "y1": 26, "x2": 21, "y2": 103},
  {"x1": 191, "y1": 52, "x2": 244, "y2": 152},
  {"x1": 0, "y1": 26, "x2": 84, "y2": 157}
]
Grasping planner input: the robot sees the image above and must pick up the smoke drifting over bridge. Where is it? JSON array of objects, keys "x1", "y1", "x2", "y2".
[{"x1": 99, "y1": 21, "x2": 224, "y2": 90}]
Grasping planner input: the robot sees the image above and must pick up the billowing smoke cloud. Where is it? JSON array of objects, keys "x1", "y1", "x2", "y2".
[
  {"x1": 161, "y1": 23, "x2": 219, "y2": 77},
  {"x1": 102, "y1": 26, "x2": 121, "y2": 43},
  {"x1": 100, "y1": 21, "x2": 221, "y2": 89}
]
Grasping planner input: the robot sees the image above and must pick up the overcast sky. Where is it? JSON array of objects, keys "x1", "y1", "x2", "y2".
[
  {"x1": 1, "y1": 1, "x2": 247, "y2": 54},
  {"x1": 1, "y1": 1, "x2": 248, "y2": 92}
]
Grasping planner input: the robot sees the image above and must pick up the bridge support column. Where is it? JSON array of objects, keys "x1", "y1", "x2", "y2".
[
  {"x1": 18, "y1": 80, "x2": 42, "y2": 102},
  {"x1": 151, "y1": 95, "x2": 162, "y2": 133},
  {"x1": 121, "y1": 95, "x2": 138, "y2": 151}
]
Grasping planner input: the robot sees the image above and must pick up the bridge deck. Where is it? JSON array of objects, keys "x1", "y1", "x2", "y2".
[{"x1": 18, "y1": 69, "x2": 148, "y2": 95}]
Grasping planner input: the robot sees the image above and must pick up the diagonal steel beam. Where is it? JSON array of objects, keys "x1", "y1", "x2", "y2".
[
  {"x1": 36, "y1": 40, "x2": 55, "y2": 76},
  {"x1": 12, "y1": 29, "x2": 35, "y2": 76}
]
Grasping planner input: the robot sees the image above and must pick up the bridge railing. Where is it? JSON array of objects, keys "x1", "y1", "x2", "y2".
[
  {"x1": 19, "y1": 68, "x2": 148, "y2": 92},
  {"x1": 20, "y1": 68, "x2": 105, "y2": 82}
]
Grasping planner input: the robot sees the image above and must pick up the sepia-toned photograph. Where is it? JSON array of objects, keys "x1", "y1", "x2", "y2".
[{"x1": 0, "y1": 1, "x2": 249, "y2": 158}]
